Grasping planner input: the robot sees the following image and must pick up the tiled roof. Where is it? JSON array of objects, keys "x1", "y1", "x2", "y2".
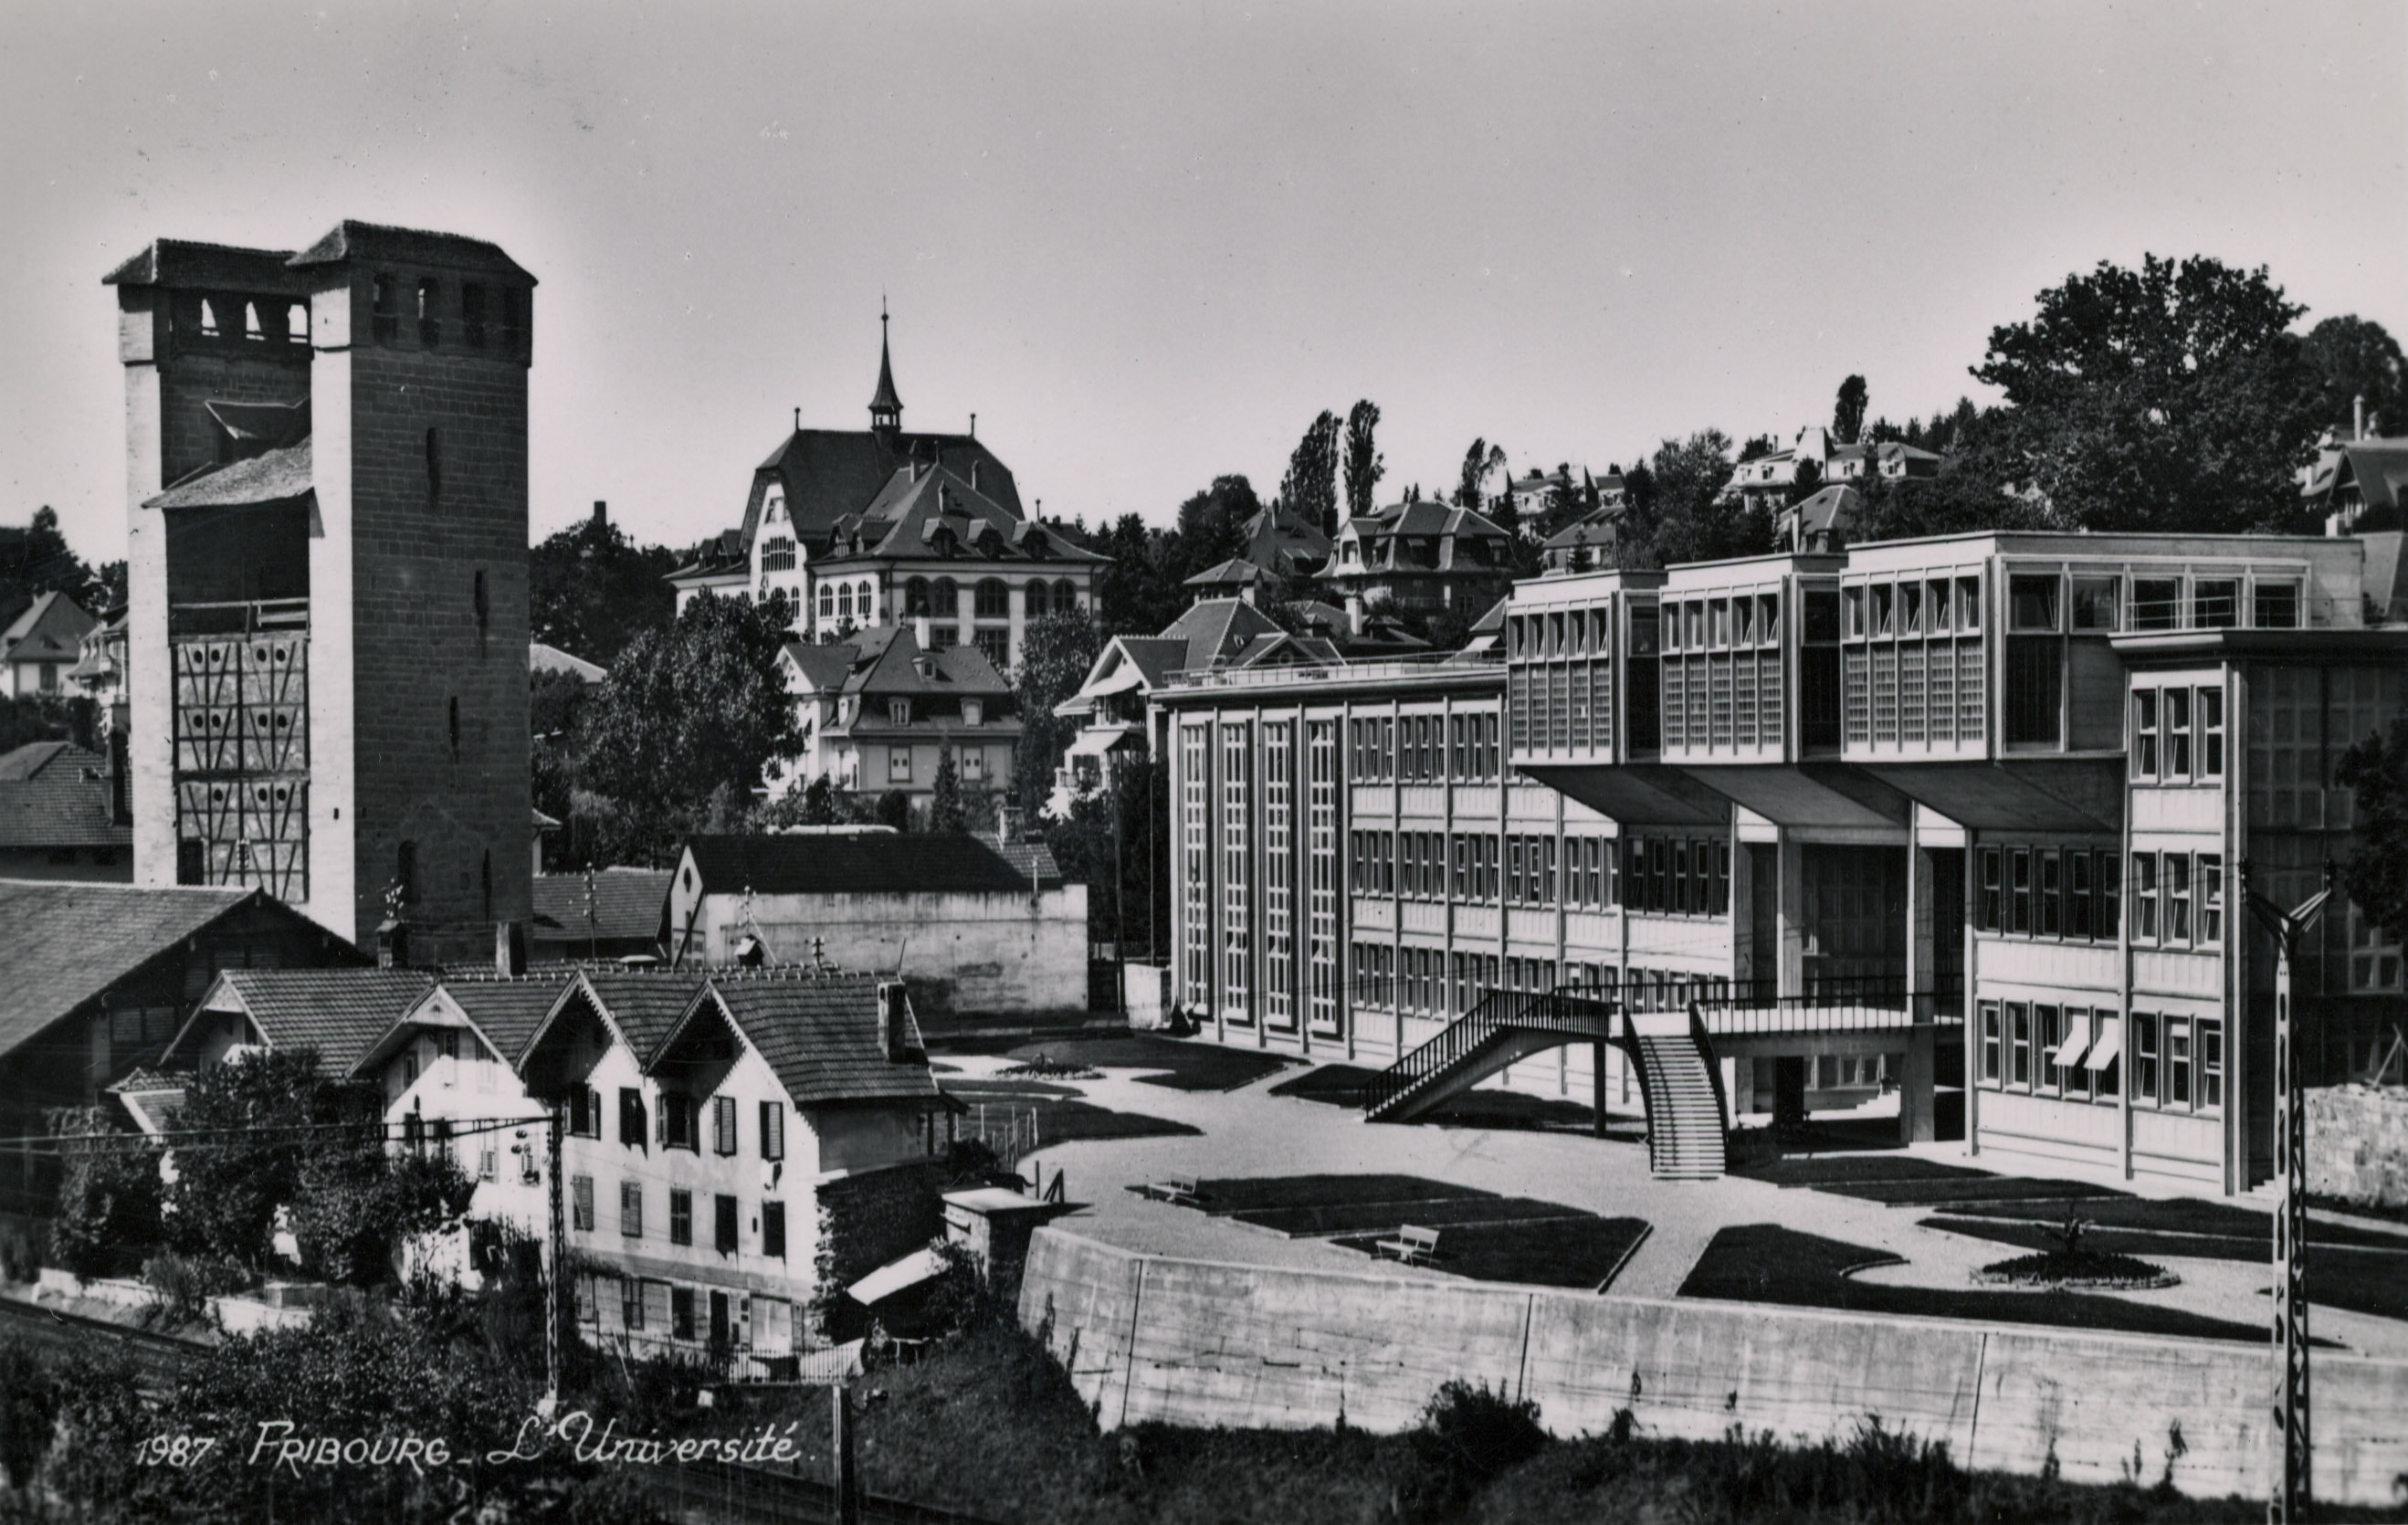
[
  {"x1": 742, "y1": 429, "x2": 1023, "y2": 550},
  {"x1": 0, "y1": 881, "x2": 260, "y2": 1059},
  {"x1": 101, "y1": 239, "x2": 303, "y2": 290},
  {"x1": 145, "y1": 440, "x2": 313, "y2": 510},
  {"x1": 207, "y1": 968, "x2": 437, "y2": 1073},
  {"x1": 1182, "y1": 556, "x2": 1269, "y2": 588},
  {"x1": 2, "y1": 593, "x2": 98, "y2": 666},
  {"x1": 681, "y1": 832, "x2": 1043, "y2": 897},
  {"x1": 1155, "y1": 597, "x2": 1283, "y2": 676},
  {"x1": 529, "y1": 642, "x2": 606, "y2": 682},
  {"x1": 1782, "y1": 484, "x2": 1863, "y2": 538},
  {"x1": 286, "y1": 221, "x2": 535, "y2": 283},
  {"x1": 823, "y1": 464, "x2": 1108, "y2": 568},
  {"x1": 706, "y1": 973, "x2": 942, "y2": 1108},
  {"x1": 570, "y1": 970, "x2": 715, "y2": 1065},
  {"x1": 531, "y1": 869, "x2": 669, "y2": 946},
  {"x1": 789, "y1": 626, "x2": 1011, "y2": 701},
  {"x1": 433, "y1": 974, "x2": 581, "y2": 1065},
  {"x1": 0, "y1": 741, "x2": 130, "y2": 849},
  {"x1": 1541, "y1": 505, "x2": 1625, "y2": 550},
  {"x1": 976, "y1": 834, "x2": 1064, "y2": 890}
]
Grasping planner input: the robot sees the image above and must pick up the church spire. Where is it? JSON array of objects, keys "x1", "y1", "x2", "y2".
[{"x1": 868, "y1": 300, "x2": 902, "y2": 437}]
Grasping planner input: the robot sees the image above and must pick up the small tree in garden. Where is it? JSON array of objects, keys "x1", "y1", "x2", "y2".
[
  {"x1": 47, "y1": 1110, "x2": 163, "y2": 1278},
  {"x1": 930, "y1": 748, "x2": 967, "y2": 833}
]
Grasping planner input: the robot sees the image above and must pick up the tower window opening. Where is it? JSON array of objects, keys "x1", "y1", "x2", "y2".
[
  {"x1": 499, "y1": 287, "x2": 525, "y2": 356},
  {"x1": 416, "y1": 278, "x2": 441, "y2": 346},
  {"x1": 288, "y1": 302, "x2": 308, "y2": 342},
  {"x1": 372, "y1": 275, "x2": 398, "y2": 344},
  {"x1": 461, "y1": 282, "x2": 488, "y2": 349},
  {"x1": 198, "y1": 299, "x2": 220, "y2": 338},
  {"x1": 243, "y1": 301, "x2": 264, "y2": 342},
  {"x1": 448, "y1": 696, "x2": 462, "y2": 761},
  {"x1": 426, "y1": 428, "x2": 442, "y2": 510}
]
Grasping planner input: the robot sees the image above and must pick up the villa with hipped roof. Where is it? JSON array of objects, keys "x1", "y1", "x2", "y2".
[{"x1": 776, "y1": 624, "x2": 1018, "y2": 809}]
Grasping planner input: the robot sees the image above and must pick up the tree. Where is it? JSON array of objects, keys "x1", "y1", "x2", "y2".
[
  {"x1": 1341, "y1": 400, "x2": 1384, "y2": 526},
  {"x1": 47, "y1": 1111, "x2": 163, "y2": 1278},
  {"x1": 874, "y1": 789, "x2": 913, "y2": 832},
  {"x1": 928, "y1": 749, "x2": 966, "y2": 834},
  {"x1": 2301, "y1": 315, "x2": 2406, "y2": 436},
  {"x1": 2336, "y1": 717, "x2": 2408, "y2": 947},
  {"x1": 1634, "y1": 430, "x2": 1765, "y2": 566},
  {"x1": 166, "y1": 1047, "x2": 323, "y2": 1266},
  {"x1": 578, "y1": 592, "x2": 804, "y2": 865},
  {"x1": 0, "y1": 506, "x2": 95, "y2": 618},
  {"x1": 1011, "y1": 609, "x2": 1104, "y2": 818},
  {"x1": 801, "y1": 773, "x2": 838, "y2": 825},
  {"x1": 1786, "y1": 458, "x2": 1825, "y2": 507},
  {"x1": 528, "y1": 510, "x2": 679, "y2": 667},
  {"x1": 1972, "y1": 254, "x2": 2324, "y2": 534},
  {"x1": 1455, "y1": 438, "x2": 1506, "y2": 510},
  {"x1": 1278, "y1": 412, "x2": 1342, "y2": 541},
  {"x1": 1834, "y1": 374, "x2": 1869, "y2": 445}
]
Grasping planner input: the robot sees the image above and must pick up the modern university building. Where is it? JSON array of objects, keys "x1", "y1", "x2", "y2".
[{"x1": 1150, "y1": 528, "x2": 2408, "y2": 1194}]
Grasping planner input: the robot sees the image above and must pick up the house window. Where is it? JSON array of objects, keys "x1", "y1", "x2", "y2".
[
  {"x1": 618, "y1": 1088, "x2": 646, "y2": 1146},
  {"x1": 761, "y1": 537, "x2": 796, "y2": 573},
  {"x1": 714, "y1": 1194, "x2": 739, "y2": 1255},
  {"x1": 1978, "y1": 847, "x2": 2001, "y2": 931},
  {"x1": 2198, "y1": 855, "x2": 2223, "y2": 944},
  {"x1": 931, "y1": 578, "x2": 958, "y2": 616},
  {"x1": 2198, "y1": 1019, "x2": 2223, "y2": 1109},
  {"x1": 2039, "y1": 851, "x2": 2061, "y2": 937},
  {"x1": 975, "y1": 578, "x2": 1009, "y2": 618},
  {"x1": 2166, "y1": 1016, "x2": 2192, "y2": 1106},
  {"x1": 2010, "y1": 849, "x2": 2032, "y2": 934},
  {"x1": 669, "y1": 1189, "x2": 694, "y2": 1246},
  {"x1": 2131, "y1": 690, "x2": 2159, "y2": 778},
  {"x1": 620, "y1": 1181, "x2": 643, "y2": 1238},
  {"x1": 2254, "y1": 582, "x2": 2299, "y2": 628},
  {"x1": 2163, "y1": 852, "x2": 2191, "y2": 943},
  {"x1": 2134, "y1": 855, "x2": 2158, "y2": 940},
  {"x1": 2034, "y1": 1005, "x2": 2061, "y2": 1094},
  {"x1": 1981, "y1": 1002, "x2": 2001, "y2": 1082},
  {"x1": 621, "y1": 1278, "x2": 644, "y2": 1330},
  {"x1": 572, "y1": 1176, "x2": 594, "y2": 1232},
  {"x1": 415, "y1": 277, "x2": 441, "y2": 346},
  {"x1": 2165, "y1": 689, "x2": 2192, "y2": 778},
  {"x1": 2192, "y1": 580, "x2": 2238, "y2": 628},
  {"x1": 905, "y1": 578, "x2": 931, "y2": 616},
  {"x1": 975, "y1": 628, "x2": 1010, "y2": 668},
  {"x1": 2199, "y1": 687, "x2": 2224, "y2": 777},
  {"x1": 2100, "y1": 852, "x2": 2119, "y2": 937},
  {"x1": 2133, "y1": 1013, "x2": 2160, "y2": 1101},
  {"x1": 372, "y1": 274, "x2": 398, "y2": 343},
  {"x1": 2009, "y1": 1002, "x2": 2031, "y2": 1086},
  {"x1": 961, "y1": 750, "x2": 984, "y2": 783},
  {"x1": 759, "y1": 1101, "x2": 784, "y2": 1161},
  {"x1": 889, "y1": 747, "x2": 912, "y2": 783},
  {"x1": 2133, "y1": 577, "x2": 2181, "y2": 630},
  {"x1": 670, "y1": 1288, "x2": 696, "y2": 1341},
  {"x1": 763, "y1": 1201, "x2": 786, "y2": 1258},
  {"x1": 2070, "y1": 851, "x2": 2092, "y2": 939},
  {"x1": 569, "y1": 1086, "x2": 600, "y2": 1137},
  {"x1": 663, "y1": 1093, "x2": 699, "y2": 1152},
  {"x1": 712, "y1": 1096, "x2": 738, "y2": 1155},
  {"x1": 462, "y1": 282, "x2": 487, "y2": 348}
]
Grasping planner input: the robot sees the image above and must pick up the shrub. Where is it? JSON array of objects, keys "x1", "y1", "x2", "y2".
[
  {"x1": 0, "y1": 1337, "x2": 59, "y2": 1489},
  {"x1": 47, "y1": 1112, "x2": 163, "y2": 1278},
  {"x1": 142, "y1": 1251, "x2": 250, "y2": 1328},
  {"x1": 1403, "y1": 1379, "x2": 1550, "y2": 1518}
]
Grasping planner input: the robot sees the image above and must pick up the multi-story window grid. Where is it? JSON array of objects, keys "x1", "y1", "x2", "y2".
[
  {"x1": 1180, "y1": 723, "x2": 1210, "y2": 1007},
  {"x1": 1263, "y1": 721, "x2": 1296, "y2": 1031},
  {"x1": 1220, "y1": 721, "x2": 1253, "y2": 1024},
  {"x1": 1978, "y1": 846, "x2": 2120, "y2": 941},
  {"x1": 1841, "y1": 573, "x2": 1984, "y2": 751},
  {"x1": 1307, "y1": 720, "x2": 1341, "y2": 1037},
  {"x1": 1619, "y1": 835, "x2": 1728, "y2": 916},
  {"x1": 2121, "y1": 1011, "x2": 2222, "y2": 1112},
  {"x1": 1351, "y1": 941, "x2": 1393, "y2": 1008}
]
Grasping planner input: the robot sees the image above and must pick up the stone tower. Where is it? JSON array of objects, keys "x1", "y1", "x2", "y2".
[{"x1": 108, "y1": 223, "x2": 536, "y2": 964}]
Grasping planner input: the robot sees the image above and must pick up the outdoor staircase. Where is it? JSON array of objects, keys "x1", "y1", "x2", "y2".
[
  {"x1": 1627, "y1": 1012, "x2": 1727, "y2": 1181},
  {"x1": 1362, "y1": 987, "x2": 1616, "y2": 1124}
]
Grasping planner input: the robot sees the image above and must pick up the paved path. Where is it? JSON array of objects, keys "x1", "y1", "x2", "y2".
[{"x1": 945, "y1": 1051, "x2": 2408, "y2": 1359}]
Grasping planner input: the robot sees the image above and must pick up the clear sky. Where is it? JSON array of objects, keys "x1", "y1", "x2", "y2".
[{"x1": 2, "y1": 1, "x2": 2402, "y2": 565}]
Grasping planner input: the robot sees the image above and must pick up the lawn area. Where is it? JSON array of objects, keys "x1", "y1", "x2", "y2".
[
  {"x1": 1730, "y1": 1154, "x2": 1995, "y2": 1188},
  {"x1": 1921, "y1": 1216, "x2": 2408, "y2": 1321},
  {"x1": 1678, "y1": 1224, "x2": 2309, "y2": 1343},
  {"x1": 1334, "y1": 1216, "x2": 1652, "y2": 1291},
  {"x1": 1267, "y1": 1064, "x2": 1385, "y2": 1106},
  {"x1": 1233, "y1": 1194, "x2": 1598, "y2": 1239},
  {"x1": 1815, "y1": 1176, "x2": 2132, "y2": 1208},
  {"x1": 1003, "y1": 1034, "x2": 1296, "y2": 1091},
  {"x1": 946, "y1": 1078, "x2": 1203, "y2": 1145},
  {"x1": 1937, "y1": 1195, "x2": 2408, "y2": 1251}
]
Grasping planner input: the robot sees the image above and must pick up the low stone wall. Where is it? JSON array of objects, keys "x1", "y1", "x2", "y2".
[
  {"x1": 1017, "y1": 1227, "x2": 2408, "y2": 1507},
  {"x1": 2308, "y1": 1085, "x2": 2408, "y2": 1209}
]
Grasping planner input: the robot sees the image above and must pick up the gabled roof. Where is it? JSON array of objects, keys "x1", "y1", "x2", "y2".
[
  {"x1": 0, "y1": 741, "x2": 129, "y2": 849},
  {"x1": 703, "y1": 973, "x2": 943, "y2": 1108},
  {"x1": 547, "y1": 969, "x2": 716, "y2": 1068},
  {"x1": 0, "y1": 881, "x2": 285, "y2": 1060},
  {"x1": 742, "y1": 430, "x2": 1022, "y2": 550},
  {"x1": 101, "y1": 239, "x2": 303, "y2": 291},
  {"x1": 1236, "y1": 505, "x2": 1331, "y2": 574},
  {"x1": 430, "y1": 975, "x2": 577, "y2": 1066},
  {"x1": 529, "y1": 642, "x2": 605, "y2": 683},
  {"x1": 145, "y1": 440, "x2": 313, "y2": 511},
  {"x1": 2, "y1": 593, "x2": 98, "y2": 666},
  {"x1": 785, "y1": 626, "x2": 1011, "y2": 701},
  {"x1": 1541, "y1": 505, "x2": 1625, "y2": 551},
  {"x1": 823, "y1": 464, "x2": 1108, "y2": 568},
  {"x1": 286, "y1": 221, "x2": 534, "y2": 283},
  {"x1": 2306, "y1": 440, "x2": 2408, "y2": 511},
  {"x1": 1154, "y1": 597, "x2": 1284, "y2": 675},
  {"x1": 531, "y1": 869, "x2": 671, "y2": 948},
  {"x1": 976, "y1": 833, "x2": 1063, "y2": 890},
  {"x1": 1781, "y1": 484, "x2": 1863, "y2": 540},
  {"x1": 1182, "y1": 556, "x2": 1270, "y2": 589},
  {"x1": 1226, "y1": 632, "x2": 1342, "y2": 670},
  {"x1": 177, "y1": 967, "x2": 436, "y2": 1074},
  {"x1": 680, "y1": 832, "x2": 1045, "y2": 898}
]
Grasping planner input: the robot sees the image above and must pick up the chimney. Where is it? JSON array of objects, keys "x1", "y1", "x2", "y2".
[
  {"x1": 2355, "y1": 393, "x2": 2367, "y2": 440},
  {"x1": 877, "y1": 981, "x2": 911, "y2": 1062},
  {"x1": 377, "y1": 920, "x2": 410, "y2": 970},
  {"x1": 592, "y1": 500, "x2": 607, "y2": 531},
  {"x1": 969, "y1": 412, "x2": 976, "y2": 438}
]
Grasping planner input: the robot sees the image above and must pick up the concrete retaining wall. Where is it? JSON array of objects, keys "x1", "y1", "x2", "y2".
[
  {"x1": 2308, "y1": 1085, "x2": 2408, "y2": 1209},
  {"x1": 1017, "y1": 1227, "x2": 2408, "y2": 1507}
]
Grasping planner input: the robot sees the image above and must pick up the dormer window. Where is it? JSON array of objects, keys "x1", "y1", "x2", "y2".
[
  {"x1": 962, "y1": 699, "x2": 983, "y2": 726},
  {"x1": 889, "y1": 698, "x2": 911, "y2": 726}
]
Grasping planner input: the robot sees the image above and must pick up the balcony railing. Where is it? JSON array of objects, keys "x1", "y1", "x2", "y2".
[
  {"x1": 1163, "y1": 654, "x2": 1470, "y2": 691},
  {"x1": 1695, "y1": 974, "x2": 1963, "y2": 1034},
  {"x1": 169, "y1": 596, "x2": 310, "y2": 636}
]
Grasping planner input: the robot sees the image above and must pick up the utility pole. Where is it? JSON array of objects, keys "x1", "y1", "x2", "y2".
[
  {"x1": 831, "y1": 1381, "x2": 860, "y2": 1525},
  {"x1": 2243, "y1": 860, "x2": 2332, "y2": 1525},
  {"x1": 545, "y1": 1102, "x2": 566, "y2": 1415}
]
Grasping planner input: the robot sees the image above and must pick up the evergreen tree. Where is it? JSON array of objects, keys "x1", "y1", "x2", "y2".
[
  {"x1": 1341, "y1": 400, "x2": 1385, "y2": 527},
  {"x1": 930, "y1": 748, "x2": 966, "y2": 833},
  {"x1": 1278, "y1": 412, "x2": 1342, "y2": 540},
  {"x1": 1833, "y1": 375, "x2": 1869, "y2": 445}
]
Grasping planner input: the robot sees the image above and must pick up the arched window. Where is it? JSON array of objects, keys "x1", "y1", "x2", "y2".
[
  {"x1": 838, "y1": 584, "x2": 854, "y2": 623},
  {"x1": 931, "y1": 578, "x2": 959, "y2": 617},
  {"x1": 372, "y1": 275, "x2": 399, "y2": 343},
  {"x1": 975, "y1": 578, "x2": 1009, "y2": 619},
  {"x1": 818, "y1": 584, "x2": 835, "y2": 620},
  {"x1": 243, "y1": 301, "x2": 264, "y2": 342},
  {"x1": 1025, "y1": 581, "x2": 1048, "y2": 619},
  {"x1": 760, "y1": 537, "x2": 796, "y2": 573},
  {"x1": 1055, "y1": 578, "x2": 1078, "y2": 613},
  {"x1": 857, "y1": 581, "x2": 877, "y2": 621},
  {"x1": 905, "y1": 578, "x2": 931, "y2": 617},
  {"x1": 416, "y1": 278, "x2": 441, "y2": 346}
]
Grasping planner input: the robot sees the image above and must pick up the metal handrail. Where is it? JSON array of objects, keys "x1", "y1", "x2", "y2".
[{"x1": 1362, "y1": 984, "x2": 1618, "y2": 1116}]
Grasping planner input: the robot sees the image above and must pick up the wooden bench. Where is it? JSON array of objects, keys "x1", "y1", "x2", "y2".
[
  {"x1": 1375, "y1": 1225, "x2": 1441, "y2": 1265},
  {"x1": 1143, "y1": 1173, "x2": 1201, "y2": 1206}
]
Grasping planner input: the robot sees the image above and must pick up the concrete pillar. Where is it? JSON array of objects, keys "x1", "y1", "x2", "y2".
[
  {"x1": 1898, "y1": 1025, "x2": 1936, "y2": 1143},
  {"x1": 1777, "y1": 830, "x2": 1804, "y2": 999},
  {"x1": 1593, "y1": 1040, "x2": 1608, "y2": 1137}
]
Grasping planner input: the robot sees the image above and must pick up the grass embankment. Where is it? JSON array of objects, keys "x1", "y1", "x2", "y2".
[{"x1": 744, "y1": 1316, "x2": 2375, "y2": 1523}]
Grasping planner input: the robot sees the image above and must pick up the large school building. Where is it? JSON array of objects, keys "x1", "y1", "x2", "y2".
[{"x1": 1153, "y1": 529, "x2": 2408, "y2": 1192}]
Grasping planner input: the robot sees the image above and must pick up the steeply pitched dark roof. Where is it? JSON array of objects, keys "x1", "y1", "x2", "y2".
[
  {"x1": 790, "y1": 626, "x2": 1011, "y2": 700},
  {"x1": 433, "y1": 974, "x2": 580, "y2": 1064},
  {"x1": 531, "y1": 870, "x2": 670, "y2": 946},
  {"x1": 870, "y1": 324, "x2": 904, "y2": 415},
  {"x1": 203, "y1": 968, "x2": 436, "y2": 1072},
  {"x1": 823, "y1": 464, "x2": 1107, "y2": 568},
  {"x1": 1155, "y1": 597, "x2": 1283, "y2": 675},
  {"x1": 101, "y1": 239, "x2": 303, "y2": 291},
  {"x1": 568, "y1": 970, "x2": 715, "y2": 1065},
  {"x1": 706, "y1": 973, "x2": 941, "y2": 1108},
  {"x1": 743, "y1": 430, "x2": 1022, "y2": 550},
  {"x1": 0, "y1": 881, "x2": 261, "y2": 1059},
  {"x1": 682, "y1": 832, "x2": 1044, "y2": 897},
  {"x1": 145, "y1": 441, "x2": 313, "y2": 510},
  {"x1": 2, "y1": 593, "x2": 98, "y2": 666},
  {"x1": 0, "y1": 741, "x2": 129, "y2": 850},
  {"x1": 286, "y1": 221, "x2": 534, "y2": 283}
]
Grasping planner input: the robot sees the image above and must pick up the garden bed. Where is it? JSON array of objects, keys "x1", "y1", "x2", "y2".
[
  {"x1": 1937, "y1": 1194, "x2": 2408, "y2": 1249},
  {"x1": 1001, "y1": 1034, "x2": 1296, "y2": 1091},
  {"x1": 1234, "y1": 1194, "x2": 1590, "y2": 1239},
  {"x1": 1972, "y1": 1249, "x2": 2177, "y2": 1290},
  {"x1": 1922, "y1": 1216, "x2": 2408, "y2": 1320},
  {"x1": 1122, "y1": 1173, "x2": 1497, "y2": 1215},
  {"x1": 1678, "y1": 1224, "x2": 2307, "y2": 1343},
  {"x1": 1332, "y1": 1215, "x2": 1652, "y2": 1291}
]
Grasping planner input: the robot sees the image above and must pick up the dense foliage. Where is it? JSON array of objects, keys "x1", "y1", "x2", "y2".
[
  {"x1": 528, "y1": 510, "x2": 679, "y2": 667},
  {"x1": 2335, "y1": 716, "x2": 2408, "y2": 948},
  {"x1": 1009, "y1": 609, "x2": 1104, "y2": 819}
]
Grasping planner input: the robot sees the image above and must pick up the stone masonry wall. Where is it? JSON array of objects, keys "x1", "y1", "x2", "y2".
[{"x1": 2308, "y1": 1084, "x2": 2408, "y2": 1208}]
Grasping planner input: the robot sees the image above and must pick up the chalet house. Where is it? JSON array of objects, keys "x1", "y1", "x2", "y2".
[
  {"x1": 0, "y1": 882, "x2": 362, "y2": 1205},
  {"x1": 1720, "y1": 427, "x2": 1940, "y2": 513},
  {"x1": 531, "y1": 868, "x2": 672, "y2": 963},
  {"x1": 1, "y1": 593, "x2": 98, "y2": 699},
  {"x1": 162, "y1": 966, "x2": 440, "y2": 1076},
  {"x1": 668, "y1": 318, "x2": 1104, "y2": 672},
  {"x1": 0, "y1": 741, "x2": 131, "y2": 881},
  {"x1": 776, "y1": 626, "x2": 1017, "y2": 808},
  {"x1": 1320, "y1": 500, "x2": 1516, "y2": 626},
  {"x1": 665, "y1": 833, "x2": 1086, "y2": 1018}
]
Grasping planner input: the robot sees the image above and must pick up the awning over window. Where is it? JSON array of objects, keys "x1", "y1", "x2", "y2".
[
  {"x1": 1064, "y1": 725, "x2": 1139, "y2": 760},
  {"x1": 2049, "y1": 1010, "x2": 2094, "y2": 1068},
  {"x1": 2084, "y1": 1016, "x2": 2123, "y2": 1070}
]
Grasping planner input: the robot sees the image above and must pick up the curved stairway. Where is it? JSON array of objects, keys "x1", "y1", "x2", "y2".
[{"x1": 1628, "y1": 1015, "x2": 1727, "y2": 1180}]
